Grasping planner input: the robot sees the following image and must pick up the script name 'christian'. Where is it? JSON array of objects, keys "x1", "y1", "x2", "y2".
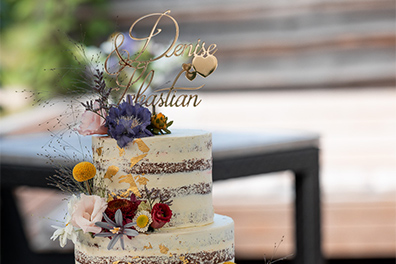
[{"x1": 104, "y1": 10, "x2": 218, "y2": 107}]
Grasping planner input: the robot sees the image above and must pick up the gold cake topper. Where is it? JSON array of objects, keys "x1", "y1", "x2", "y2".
[{"x1": 105, "y1": 10, "x2": 218, "y2": 107}]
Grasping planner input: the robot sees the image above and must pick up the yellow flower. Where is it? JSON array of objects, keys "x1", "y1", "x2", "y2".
[
  {"x1": 72, "y1": 162, "x2": 96, "y2": 182},
  {"x1": 137, "y1": 215, "x2": 149, "y2": 228},
  {"x1": 110, "y1": 227, "x2": 121, "y2": 234}
]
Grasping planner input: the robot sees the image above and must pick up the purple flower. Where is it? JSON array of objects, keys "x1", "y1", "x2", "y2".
[
  {"x1": 106, "y1": 97, "x2": 153, "y2": 148},
  {"x1": 95, "y1": 209, "x2": 139, "y2": 250}
]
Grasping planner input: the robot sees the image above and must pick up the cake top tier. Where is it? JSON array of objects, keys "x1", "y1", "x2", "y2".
[{"x1": 92, "y1": 129, "x2": 214, "y2": 229}]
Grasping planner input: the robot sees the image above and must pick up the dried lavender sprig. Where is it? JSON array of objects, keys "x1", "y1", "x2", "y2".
[
  {"x1": 47, "y1": 166, "x2": 85, "y2": 194},
  {"x1": 80, "y1": 68, "x2": 117, "y2": 118},
  {"x1": 141, "y1": 186, "x2": 173, "y2": 208}
]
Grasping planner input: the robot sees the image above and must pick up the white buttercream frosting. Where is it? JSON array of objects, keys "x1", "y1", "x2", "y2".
[
  {"x1": 92, "y1": 129, "x2": 214, "y2": 228},
  {"x1": 75, "y1": 214, "x2": 234, "y2": 263},
  {"x1": 75, "y1": 130, "x2": 235, "y2": 263}
]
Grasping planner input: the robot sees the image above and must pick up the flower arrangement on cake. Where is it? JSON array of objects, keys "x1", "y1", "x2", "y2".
[
  {"x1": 50, "y1": 59, "x2": 176, "y2": 250},
  {"x1": 51, "y1": 156, "x2": 173, "y2": 250}
]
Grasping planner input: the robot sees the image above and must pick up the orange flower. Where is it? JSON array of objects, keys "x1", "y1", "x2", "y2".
[
  {"x1": 149, "y1": 113, "x2": 173, "y2": 135},
  {"x1": 72, "y1": 162, "x2": 96, "y2": 182},
  {"x1": 151, "y1": 113, "x2": 167, "y2": 130}
]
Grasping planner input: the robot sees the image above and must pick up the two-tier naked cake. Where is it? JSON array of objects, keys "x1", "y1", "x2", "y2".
[
  {"x1": 74, "y1": 130, "x2": 234, "y2": 263},
  {"x1": 48, "y1": 9, "x2": 235, "y2": 264}
]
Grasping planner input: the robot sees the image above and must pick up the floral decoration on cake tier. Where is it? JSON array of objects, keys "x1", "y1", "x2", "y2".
[{"x1": 51, "y1": 158, "x2": 173, "y2": 250}]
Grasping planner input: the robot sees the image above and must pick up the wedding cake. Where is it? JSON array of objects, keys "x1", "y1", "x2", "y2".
[
  {"x1": 74, "y1": 130, "x2": 235, "y2": 263},
  {"x1": 49, "y1": 9, "x2": 235, "y2": 264}
]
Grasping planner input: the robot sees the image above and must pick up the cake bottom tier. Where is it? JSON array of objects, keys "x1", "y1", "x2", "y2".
[{"x1": 75, "y1": 214, "x2": 234, "y2": 264}]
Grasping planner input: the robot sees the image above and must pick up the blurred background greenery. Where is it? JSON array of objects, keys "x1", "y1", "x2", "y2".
[{"x1": 1, "y1": 0, "x2": 112, "y2": 115}]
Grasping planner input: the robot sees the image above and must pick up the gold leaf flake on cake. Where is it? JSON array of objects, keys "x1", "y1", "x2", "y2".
[
  {"x1": 117, "y1": 145, "x2": 125, "y2": 156},
  {"x1": 96, "y1": 147, "x2": 103, "y2": 156},
  {"x1": 118, "y1": 190, "x2": 133, "y2": 199},
  {"x1": 108, "y1": 191, "x2": 130, "y2": 201},
  {"x1": 159, "y1": 244, "x2": 169, "y2": 254},
  {"x1": 143, "y1": 242, "x2": 153, "y2": 250},
  {"x1": 107, "y1": 192, "x2": 115, "y2": 202},
  {"x1": 133, "y1": 138, "x2": 150, "y2": 153},
  {"x1": 179, "y1": 256, "x2": 189, "y2": 264},
  {"x1": 119, "y1": 174, "x2": 141, "y2": 197},
  {"x1": 130, "y1": 154, "x2": 147, "y2": 168},
  {"x1": 104, "y1": 165, "x2": 119, "y2": 180},
  {"x1": 135, "y1": 175, "x2": 149, "y2": 185}
]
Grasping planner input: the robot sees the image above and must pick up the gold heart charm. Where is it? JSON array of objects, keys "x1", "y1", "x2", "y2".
[
  {"x1": 182, "y1": 63, "x2": 192, "y2": 71},
  {"x1": 192, "y1": 54, "x2": 218, "y2": 78},
  {"x1": 185, "y1": 70, "x2": 197, "y2": 81}
]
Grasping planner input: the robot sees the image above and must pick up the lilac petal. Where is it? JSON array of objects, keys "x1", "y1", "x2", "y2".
[
  {"x1": 124, "y1": 228, "x2": 139, "y2": 237},
  {"x1": 94, "y1": 232, "x2": 114, "y2": 237},
  {"x1": 117, "y1": 135, "x2": 131, "y2": 148},
  {"x1": 107, "y1": 234, "x2": 121, "y2": 250},
  {"x1": 95, "y1": 222, "x2": 114, "y2": 230},
  {"x1": 120, "y1": 235, "x2": 125, "y2": 250},
  {"x1": 103, "y1": 212, "x2": 117, "y2": 226},
  {"x1": 115, "y1": 123, "x2": 126, "y2": 135},
  {"x1": 125, "y1": 124, "x2": 136, "y2": 134},
  {"x1": 126, "y1": 94, "x2": 133, "y2": 104},
  {"x1": 144, "y1": 128, "x2": 153, "y2": 137},
  {"x1": 124, "y1": 222, "x2": 136, "y2": 228},
  {"x1": 124, "y1": 103, "x2": 133, "y2": 116},
  {"x1": 115, "y1": 209, "x2": 123, "y2": 226}
]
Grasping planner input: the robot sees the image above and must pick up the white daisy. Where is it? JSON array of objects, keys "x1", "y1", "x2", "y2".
[{"x1": 133, "y1": 210, "x2": 152, "y2": 233}]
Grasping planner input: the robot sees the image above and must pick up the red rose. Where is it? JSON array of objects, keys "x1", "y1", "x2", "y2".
[
  {"x1": 150, "y1": 203, "x2": 172, "y2": 229},
  {"x1": 105, "y1": 198, "x2": 141, "y2": 223}
]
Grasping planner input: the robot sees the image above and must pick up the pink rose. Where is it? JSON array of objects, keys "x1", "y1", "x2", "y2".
[
  {"x1": 71, "y1": 194, "x2": 107, "y2": 234},
  {"x1": 77, "y1": 102, "x2": 108, "y2": 136},
  {"x1": 150, "y1": 203, "x2": 172, "y2": 229}
]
